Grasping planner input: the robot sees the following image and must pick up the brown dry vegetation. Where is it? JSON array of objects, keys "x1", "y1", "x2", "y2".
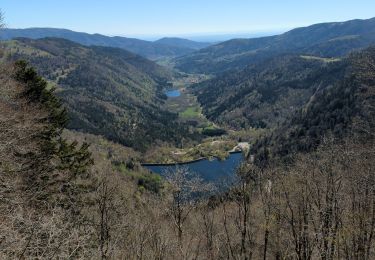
[
  {"x1": 1, "y1": 53, "x2": 375, "y2": 259},
  {"x1": 85, "y1": 134, "x2": 375, "y2": 260}
]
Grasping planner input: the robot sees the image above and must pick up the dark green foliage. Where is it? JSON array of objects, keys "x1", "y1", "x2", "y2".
[
  {"x1": 202, "y1": 128, "x2": 226, "y2": 136},
  {"x1": 112, "y1": 160, "x2": 164, "y2": 193},
  {"x1": 14, "y1": 60, "x2": 68, "y2": 157},
  {"x1": 13, "y1": 61, "x2": 93, "y2": 207},
  {"x1": 137, "y1": 173, "x2": 164, "y2": 194},
  {"x1": 14, "y1": 60, "x2": 68, "y2": 131},
  {"x1": 57, "y1": 140, "x2": 93, "y2": 178}
]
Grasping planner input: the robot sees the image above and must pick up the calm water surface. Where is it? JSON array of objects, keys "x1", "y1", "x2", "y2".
[
  {"x1": 165, "y1": 89, "x2": 181, "y2": 97},
  {"x1": 144, "y1": 152, "x2": 243, "y2": 183}
]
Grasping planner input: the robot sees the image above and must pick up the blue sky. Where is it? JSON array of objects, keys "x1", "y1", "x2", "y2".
[{"x1": 1, "y1": 0, "x2": 375, "y2": 39}]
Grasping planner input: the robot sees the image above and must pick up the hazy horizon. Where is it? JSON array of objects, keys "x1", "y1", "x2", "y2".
[
  {"x1": 2, "y1": 0, "x2": 375, "y2": 40},
  {"x1": 122, "y1": 29, "x2": 288, "y2": 42},
  {"x1": 3, "y1": 26, "x2": 288, "y2": 42}
]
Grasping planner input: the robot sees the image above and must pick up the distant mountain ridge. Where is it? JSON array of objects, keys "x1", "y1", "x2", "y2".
[
  {"x1": 0, "y1": 27, "x2": 208, "y2": 60},
  {"x1": 174, "y1": 17, "x2": 375, "y2": 74},
  {"x1": 154, "y1": 37, "x2": 212, "y2": 50}
]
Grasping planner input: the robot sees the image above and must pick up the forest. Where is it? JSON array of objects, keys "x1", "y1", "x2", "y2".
[
  {"x1": 1, "y1": 45, "x2": 374, "y2": 259},
  {"x1": 1, "y1": 10, "x2": 375, "y2": 259},
  {"x1": 251, "y1": 47, "x2": 375, "y2": 163},
  {"x1": 1, "y1": 38, "x2": 202, "y2": 151}
]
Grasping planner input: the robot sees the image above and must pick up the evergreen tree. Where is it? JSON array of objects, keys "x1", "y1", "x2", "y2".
[{"x1": 13, "y1": 60, "x2": 93, "y2": 209}]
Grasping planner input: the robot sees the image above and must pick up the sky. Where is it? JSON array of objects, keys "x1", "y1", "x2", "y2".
[{"x1": 1, "y1": 0, "x2": 375, "y2": 40}]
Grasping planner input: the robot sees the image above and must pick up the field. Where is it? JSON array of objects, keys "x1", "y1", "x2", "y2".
[
  {"x1": 164, "y1": 75, "x2": 209, "y2": 125},
  {"x1": 179, "y1": 106, "x2": 201, "y2": 118}
]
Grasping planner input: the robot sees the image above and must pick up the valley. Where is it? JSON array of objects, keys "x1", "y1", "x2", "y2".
[
  {"x1": 3, "y1": 18, "x2": 372, "y2": 166},
  {"x1": 1, "y1": 8, "x2": 375, "y2": 258},
  {"x1": 144, "y1": 73, "x2": 251, "y2": 164},
  {"x1": 0, "y1": 37, "x2": 253, "y2": 166},
  {"x1": 2, "y1": 17, "x2": 374, "y2": 169}
]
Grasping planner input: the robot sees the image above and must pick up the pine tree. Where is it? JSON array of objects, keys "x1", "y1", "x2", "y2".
[{"x1": 13, "y1": 60, "x2": 93, "y2": 209}]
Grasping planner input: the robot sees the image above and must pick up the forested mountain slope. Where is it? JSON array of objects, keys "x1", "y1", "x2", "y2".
[
  {"x1": 1, "y1": 38, "x2": 195, "y2": 150},
  {"x1": 193, "y1": 54, "x2": 346, "y2": 129},
  {"x1": 251, "y1": 47, "x2": 375, "y2": 162},
  {"x1": 0, "y1": 27, "x2": 195, "y2": 59},
  {"x1": 175, "y1": 17, "x2": 375, "y2": 74}
]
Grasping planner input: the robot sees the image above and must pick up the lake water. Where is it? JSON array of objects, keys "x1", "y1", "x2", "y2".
[
  {"x1": 165, "y1": 89, "x2": 181, "y2": 97},
  {"x1": 143, "y1": 152, "x2": 243, "y2": 184}
]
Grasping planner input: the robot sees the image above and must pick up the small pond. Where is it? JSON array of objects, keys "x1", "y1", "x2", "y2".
[{"x1": 165, "y1": 89, "x2": 181, "y2": 97}]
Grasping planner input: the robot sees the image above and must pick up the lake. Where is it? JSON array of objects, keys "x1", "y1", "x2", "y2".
[
  {"x1": 143, "y1": 152, "x2": 243, "y2": 184},
  {"x1": 165, "y1": 89, "x2": 181, "y2": 97}
]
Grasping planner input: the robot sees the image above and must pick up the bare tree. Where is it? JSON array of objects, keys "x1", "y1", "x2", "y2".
[
  {"x1": 0, "y1": 10, "x2": 4, "y2": 28},
  {"x1": 258, "y1": 165, "x2": 279, "y2": 260},
  {"x1": 198, "y1": 199, "x2": 219, "y2": 259},
  {"x1": 96, "y1": 179, "x2": 114, "y2": 259},
  {"x1": 166, "y1": 167, "x2": 212, "y2": 246},
  {"x1": 280, "y1": 165, "x2": 316, "y2": 260},
  {"x1": 225, "y1": 163, "x2": 259, "y2": 259}
]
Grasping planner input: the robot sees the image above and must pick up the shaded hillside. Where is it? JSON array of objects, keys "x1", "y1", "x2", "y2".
[
  {"x1": 1, "y1": 38, "x2": 197, "y2": 151},
  {"x1": 251, "y1": 47, "x2": 375, "y2": 162},
  {"x1": 175, "y1": 17, "x2": 375, "y2": 74},
  {"x1": 154, "y1": 37, "x2": 212, "y2": 50},
  {"x1": 0, "y1": 27, "x2": 195, "y2": 59},
  {"x1": 193, "y1": 54, "x2": 346, "y2": 129}
]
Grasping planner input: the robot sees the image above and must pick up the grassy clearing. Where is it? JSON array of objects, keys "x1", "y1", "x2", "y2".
[
  {"x1": 164, "y1": 88, "x2": 209, "y2": 125},
  {"x1": 300, "y1": 55, "x2": 341, "y2": 63},
  {"x1": 179, "y1": 106, "x2": 201, "y2": 118}
]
